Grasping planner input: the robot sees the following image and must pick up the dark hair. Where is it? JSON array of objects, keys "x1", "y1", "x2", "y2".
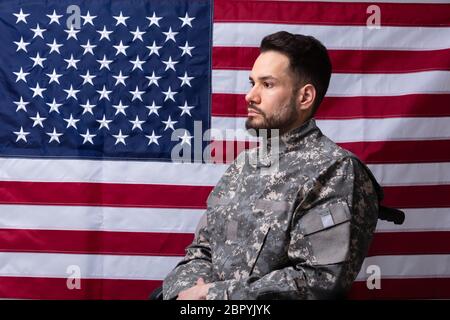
[{"x1": 260, "y1": 31, "x2": 332, "y2": 114}]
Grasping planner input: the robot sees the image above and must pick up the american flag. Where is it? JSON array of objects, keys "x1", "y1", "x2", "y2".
[{"x1": 0, "y1": 0, "x2": 449, "y2": 299}]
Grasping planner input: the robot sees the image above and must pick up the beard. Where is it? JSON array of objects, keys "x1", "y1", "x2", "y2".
[{"x1": 245, "y1": 95, "x2": 299, "y2": 136}]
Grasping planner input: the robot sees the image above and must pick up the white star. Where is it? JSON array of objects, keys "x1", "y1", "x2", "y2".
[
  {"x1": 81, "y1": 40, "x2": 97, "y2": 55},
  {"x1": 129, "y1": 86, "x2": 145, "y2": 101},
  {"x1": 80, "y1": 129, "x2": 96, "y2": 145},
  {"x1": 97, "y1": 55, "x2": 113, "y2": 70},
  {"x1": 97, "y1": 85, "x2": 112, "y2": 101},
  {"x1": 46, "y1": 127, "x2": 63, "y2": 143},
  {"x1": 130, "y1": 116, "x2": 145, "y2": 131},
  {"x1": 146, "y1": 101, "x2": 162, "y2": 116},
  {"x1": 112, "y1": 101, "x2": 129, "y2": 115},
  {"x1": 47, "y1": 98, "x2": 63, "y2": 113},
  {"x1": 81, "y1": 11, "x2": 97, "y2": 26},
  {"x1": 30, "y1": 83, "x2": 46, "y2": 98},
  {"x1": 179, "y1": 13, "x2": 195, "y2": 28},
  {"x1": 179, "y1": 130, "x2": 193, "y2": 146},
  {"x1": 97, "y1": 26, "x2": 113, "y2": 41},
  {"x1": 46, "y1": 69, "x2": 62, "y2": 84},
  {"x1": 64, "y1": 85, "x2": 80, "y2": 100},
  {"x1": 14, "y1": 37, "x2": 30, "y2": 52},
  {"x1": 130, "y1": 56, "x2": 145, "y2": 71},
  {"x1": 163, "y1": 27, "x2": 178, "y2": 43},
  {"x1": 31, "y1": 24, "x2": 46, "y2": 39},
  {"x1": 30, "y1": 112, "x2": 46, "y2": 128},
  {"x1": 113, "y1": 71, "x2": 128, "y2": 86},
  {"x1": 162, "y1": 86, "x2": 177, "y2": 102},
  {"x1": 47, "y1": 10, "x2": 63, "y2": 25},
  {"x1": 14, "y1": 97, "x2": 29, "y2": 112},
  {"x1": 80, "y1": 99, "x2": 96, "y2": 115},
  {"x1": 146, "y1": 71, "x2": 161, "y2": 87},
  {"x1": 112, "y1": 130, "x2": 128, "y2": 145},
  {"x1": 13, "y1": 67, "x2": 30, "y2": 83},
  {"x1": 146, "y1": 12, "x2": 162, "y2": 27},
  {"x1": 179, "y1": 41, "x2": 194, "y2": 57},
  {"x1": 146, "y1": 41, "x2": 162, "y2": 56},
  {"x1": 162, "y1": 56, "x2": 178, "y2": 72},
  {"x1": 47, "y1": 39, "x2": 63, "y2": 54},
  {"x1": 65, "y1": 25, "x2": 80, "y2": 40},
  {"x1": 113, "y1": 40, "x2": 129, "y2": 56},
  {"x1": 178, "y1": 101, "x2": 195, "y2": 116},
  {"x1": 146, "y1": 130, "x2": 161, "y2": 145},
  {"x1": 30, "y1": 52, "x2": 46, "y2": 68},
  {"x1": 131, "y1": 27, "x2": 145, "y2": 42},
  {"x1": 64, "y1": 54, "x2": 80, "y2": 70},
  {"x1": 178, "y1": 71, "x2": 194, "y2": 87},
  {"x1": 64, "y1": 114, "x2": 80, "y2": 129},
  {"x1": 113, "y1": 11, "x2": 129, "y2": 26},
  {"x1": 14, "y1": 127, "x2": 30, "y2": 142},
  {"x1": 162, "y1": 115, "x2": 178, "y2": 131},
  {"x1": 13, "y1": 9, "x2": 30, "y2": 24},
  {"x1": 97, "y1": 115, "x2": 112, "y2": 130},
  {"x1": 80, "y1": 70, "x2": 96, "y2": 85}
]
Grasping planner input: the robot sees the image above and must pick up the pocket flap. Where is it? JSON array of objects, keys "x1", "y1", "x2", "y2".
[
  {"x1": 300, "y1": 203, "x2": 351, "y2": 235},
  {"x1": 255, "y1": 199, "x2": 290, "y2": 212}
]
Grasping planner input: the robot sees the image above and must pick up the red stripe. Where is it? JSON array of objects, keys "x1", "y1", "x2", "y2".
[
  {"x1": 349, "y1": 278, "x2": 450, "y2": 300},
  {"x1": 212, "y1": 93, "x2": 450, "y2": 119},
  {"x1": 0, "y1": 182, "x2": 449, "y2": 209},
  {"x1": 369, "y1": 232, "x2": 450, "y2": 257},
  {"x1": 0, "y1": 229, "x2": 193, "y2": 256},
  {"x1": 1, "y1": 276, "x2": 449, "y2": 299},
  {"x1": 0, "y1": 276, "x2": 161, "y2": 299},
  {"x1": 383, "y1": 185, "x2": 450, "y2": 209},
  {"x1": 214, "y1": 0, "x2": 450, "y2": 27},
  {"x1": 213, "y1": 47, "x2": 450, "y2": 73},
  {"x1": 0, "y1": 181, "x2": 212, "y2": 209},
  {"x1": 339, "y1": 140, "x2": 450, "y2": 164},
  {"x1": 210, "y1": 139, "x2": 450, "y2": 164},
  {"x1": 2, "y1": 228, "x2": 450, "y2": 257}
]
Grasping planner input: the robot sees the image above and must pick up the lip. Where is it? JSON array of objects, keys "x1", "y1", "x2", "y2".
[{"x1": 247, "y1": 109, "x2": 260, "y2": 116}]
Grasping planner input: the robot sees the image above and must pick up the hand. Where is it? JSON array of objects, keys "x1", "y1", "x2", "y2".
[{"x1": 176, "y1": 278, "x2": 212, "y2": 300}]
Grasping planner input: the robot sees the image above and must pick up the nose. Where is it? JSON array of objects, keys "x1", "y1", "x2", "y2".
[{"x1": 245, "y1": 84, "x2": 260, "y2": 105}]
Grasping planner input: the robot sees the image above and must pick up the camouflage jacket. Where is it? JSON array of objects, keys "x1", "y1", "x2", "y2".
[{"x1": 163, "y1": 118, "x2": 382, "y2": 300}]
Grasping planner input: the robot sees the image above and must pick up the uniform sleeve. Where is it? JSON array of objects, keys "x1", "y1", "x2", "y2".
[
  {"x1": 206, "y1": 157, "x2": 380, "y2": 300},
  {"x1": 162, "y1": 213, "x2": 214, "y2": 300}
]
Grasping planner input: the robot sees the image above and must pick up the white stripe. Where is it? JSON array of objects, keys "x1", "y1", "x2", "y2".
[
  {"x1": 0, "y1": 252, "x2": 181, "y2": 280},
  {"x1": 368, "y1": 163, "x2": 450, "y2": 186},
  {"x1": 0, "y1": 205, "x2": 204, "y2": 234},
  {"x1": 376, "y1": 208, "x2": 450, "y2": 232},
  {"x1": 212, "y1": 70, "x2": 450, "y2": 96},
  {"x1": 356, "y1": 254, "x2": 450, "y2": 280},
  {"x1": 1, "y1": 157, "x2": 450, "y2": 188},
  {"x1": 213, "y1": 23, "x2": 450, "y2": 50},
  {"x1": 1, "y1": 252, "x2": 448, "y2": 280},
  {"x1": 2, "y1": 205, "x2": 448, "y2": 234},
  {"x1": 0, "y1": 158, "x2": 228, "y2": 186},
  {"x1": 211, "y1": 117, "x2": 450, "y2": 142}
]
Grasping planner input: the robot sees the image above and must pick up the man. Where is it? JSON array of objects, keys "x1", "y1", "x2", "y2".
[{"x1": 162, "y1": 31, "x2": 383, "y2": 300}]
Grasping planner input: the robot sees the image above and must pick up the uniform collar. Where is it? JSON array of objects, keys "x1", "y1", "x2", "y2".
[{"x1": 254, "y1": 118, "x2": 320, "y2": 168}]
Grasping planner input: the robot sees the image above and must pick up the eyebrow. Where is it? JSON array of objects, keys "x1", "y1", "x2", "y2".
[{"x1": 249, "y1": 75, "x2": 278, "y2": 82}]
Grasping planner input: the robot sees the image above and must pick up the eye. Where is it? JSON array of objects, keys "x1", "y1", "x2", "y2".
[
  {"x1": 249, "y1": 81, "x2": 255, "y2": 87},
  {"x1": 264, "y1": 81, "x2": 273, "y2": 88}
]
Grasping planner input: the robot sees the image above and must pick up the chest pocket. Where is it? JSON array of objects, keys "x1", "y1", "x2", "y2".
[
  {"x1": 247, "y1": 199, "x2": 291, "y2": 275},
  {"x1": 298, "y1": 203, "x2": 352, "y2": 265}
]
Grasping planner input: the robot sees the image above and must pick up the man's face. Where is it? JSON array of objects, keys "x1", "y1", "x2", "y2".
[{"x1": 245, "y1": 51, "x2": 299, "y2": 134}]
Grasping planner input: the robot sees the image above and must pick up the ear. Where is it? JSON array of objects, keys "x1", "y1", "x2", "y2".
[{"x1": 296, "y1": 84, "x2": 316, "y2": 115}]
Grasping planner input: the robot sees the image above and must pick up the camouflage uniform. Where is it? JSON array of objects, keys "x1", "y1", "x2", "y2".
[{"x1": 163, "y1": 118, "x2": 382, "y2": 300}]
